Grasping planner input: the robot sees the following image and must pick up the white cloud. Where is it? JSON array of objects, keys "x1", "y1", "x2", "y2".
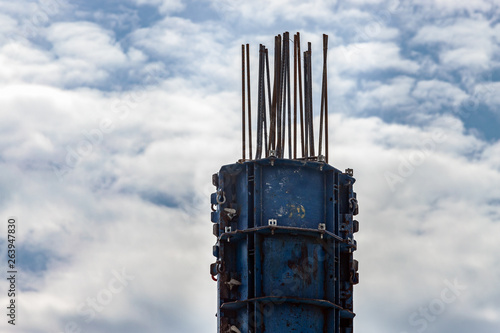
[
  {"x1": 0, "y1": 13, "x2": 18, "y2": 42},
  {"x1": 412, "y1": 79, "x2": 468, "y2": 111},
  {"x1": 357, "y1": 76, "x2": 416, "y2": 110},
  {"x1": 0, "y1": 20, "x2": 152, "y2": 87},
  {"x1": 128, "y1": 0, "x2": 185, "y2": 14},
  {"x1": 46, "y1": 21, "x2": 127, "y2": 67},
  {"x1": 129, "y1": 16, "x2": 238, "y2": 88},
  {"x1": 208, "y1": 0, "x2": 339, "y2": 25},
  {"x1": 332, "y1": 42, "x2": 419, "y2": 74},
  {"x1": 477, "y1": 81, "x2": 500, "y2": 112},
  {"x1": 412, "y1": 18, "x2": 499, "y2": 70},
  {"x1": 418, "y1": 0, "x2": 494, "y2": 13},
  {"x1": 480, "y1": 140, "x2": 500, "y2": 170}
]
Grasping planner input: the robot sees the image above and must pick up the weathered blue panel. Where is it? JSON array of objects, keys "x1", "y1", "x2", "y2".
[{"x1": 211, "y1": 158, "x2": 358, "y2": 333}]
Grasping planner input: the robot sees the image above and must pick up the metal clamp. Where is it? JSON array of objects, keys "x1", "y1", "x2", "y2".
[
  {"x1": 224, "y1": 208, "x2": 237, "y2": 220},
  {"x1": 216, "y1": 262, "x2": 223, "y2": 274},
  {"x1": 349, "y1": 198, "x2": 358, "y2": 212},
  {"x1": 230, "y1": 326, "x2": 242, "y2": 333},
  {"x1": 217, "y1": 190, "x2": 226, "y2": 205}
]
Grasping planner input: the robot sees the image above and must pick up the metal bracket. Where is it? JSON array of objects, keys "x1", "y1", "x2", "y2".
[
  {"x1": 225, "y1": 278, "x2": 242, "y2": 291},
  {"x1": 225, "y1": 226, "x2": 232, "y2": 233},
  {"x1": 212, "y1": 173, "x2": 219, "y2": 187},
  {"x1": 224, "y1": 208, "x2": 237, "y2": 220},
  {"x1": 349, "y1": 198, "x2": 358, "y2": 215},
  {"x1": 318, "y1": 224, "x2": 326, "y2": 238},
  {"x1": 268, "y1": 219, "x2": 277, "y2": 226}
]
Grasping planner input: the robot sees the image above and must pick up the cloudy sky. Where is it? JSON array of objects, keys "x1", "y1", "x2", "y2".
[{"x1": 0, "y1": 0, "x2": 499, "y2": 332}]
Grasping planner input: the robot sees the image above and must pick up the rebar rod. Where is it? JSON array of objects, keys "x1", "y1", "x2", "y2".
[
  {"x1": 307, "y1": 43, "x2": 315, "y2": 157},
  {"x1": 264, "y1": 48, "x2": 271, "y2": 155},
  {"x1": 246, "y1": 44, "x2": 252, "y2": 159},
  {"x1": 256, "y1": 44, "x2": 264, "y2": 159},
  {"x1": 297, "y1": 33, "x2": 305, "y2": 158},
  {"x1": 241, "y1": 44, "x2": 246, "y2": 160},
  {"x1": 323, "y1": 34, "x2": 329, "y2": 163},
  {"x1": 285, "y1": 32, "x2": 292, "y2": 159},
  {"x1": 293, "y1": 33, "x2": 298, "y2": 159}
]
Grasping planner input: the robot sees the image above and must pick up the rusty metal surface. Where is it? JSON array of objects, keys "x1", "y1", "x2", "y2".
[{"x1": 211, "y1": 158, "x2": 358, "y2": 332}]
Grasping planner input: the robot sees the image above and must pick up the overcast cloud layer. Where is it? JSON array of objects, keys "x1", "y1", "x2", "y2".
[{"x1": 0, "y1": 0, "x2": 499, "y2": 332}]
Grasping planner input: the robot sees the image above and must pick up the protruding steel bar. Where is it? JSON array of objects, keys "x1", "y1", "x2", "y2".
[
  {"x1": 241, "y1": 33, "x2": 330, "y2": 162},
  {"x1": 297, "y1": 33, "x2": 305, "y2": 158},
  {"x1": 323, "y1": 34, "x2": 329, "y2": 163},
  {"x1": 270, "y1": 35, "x2": 279, "y2": 154},
  {"x1": 318, "y1": 39, "x2": 326, "y2": 157},
  {"x1": 280, "y1": 38, "x2": 285, "y2": 158},
  {"x1": 276, "y1": 35, "x2": 283, "y2": 158},
  {"x1": 293, "y1": 34, "x2": 298, "y2": 159},
  {"x1": 256, "y1": 44, "x2": 264, "y2": 160},
  {"x1": 303, "y1": 49, "x2": 308, "y2": 158},
  {"x1": 264, "y1": 47, "x2": 271, "y2": 155},
  {"x1": 246, "y1": 44, "x2": 252, "y2": 159},
  {"x1": 281, "y1": 32, "x2": 289, "y2": 158},
  {"x1": 242, "y1": 44, "x2": 246, "y2": 160},
  {"x1": 285, "y1": 32, "x2": 292, "y2": 159},
  {"x1": 307, "y1": 43, "x2": 315, "y2": 157}
]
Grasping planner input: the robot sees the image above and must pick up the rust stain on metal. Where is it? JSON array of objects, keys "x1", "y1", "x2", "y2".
[{"x1": 287, "y1": 243, "x2": 317, "y2": 285}]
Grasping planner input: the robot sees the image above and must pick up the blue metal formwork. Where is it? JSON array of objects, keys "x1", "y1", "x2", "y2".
[{"x1": 210, "y1": 157, "x2": 359, "y2": 333}]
